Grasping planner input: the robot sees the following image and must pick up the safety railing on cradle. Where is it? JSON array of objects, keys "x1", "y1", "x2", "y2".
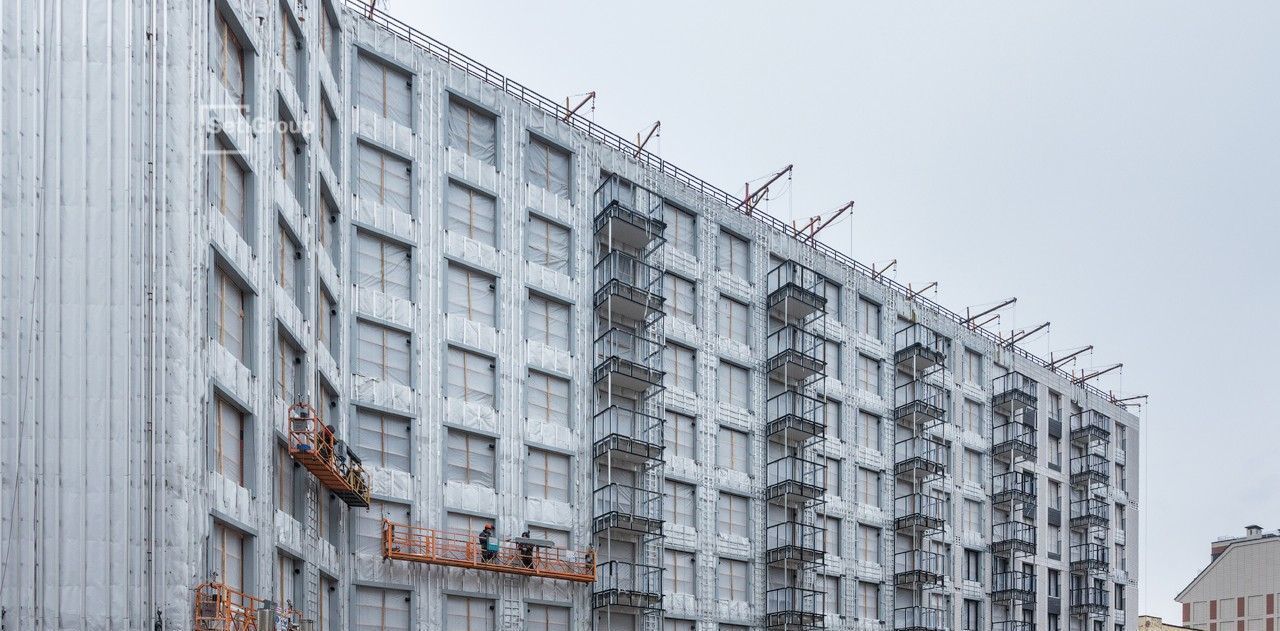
[
  {"x1": 339, "y1": 0, "x2": 1117, "y2": 403},
  {"x1": 381, "y1": 520, "x2": 596, "y2": 583},
  {"x1": 193, "y1": 582, "x2": 301, "y2": 631},
  {"x1": 286, "y1": 403, "x2": 371, "y2": 507}
]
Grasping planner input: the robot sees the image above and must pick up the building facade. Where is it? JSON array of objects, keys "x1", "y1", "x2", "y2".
[
  {"x1": 0, "y1": 1, "x2": 1140, "y2": 630},
  {"x1": 1177, "y1": 527, "x2": 1280, "y2": 631}
]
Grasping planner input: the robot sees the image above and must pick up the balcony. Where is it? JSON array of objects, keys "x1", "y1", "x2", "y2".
[
  {"x1": 766, "y1": 260, "x2": 828, "y2": 323},
  {"x1": 992, "y1": 470, "x2": 1037, "y2": 508},
  {"x1": 1070, "y1": 497, "x2": 1110, "y2": 530},
  {"x1": 765, "y1": 456, "x2": 826, "y2": 505},
  {"x1": 992, "y1": 416, "x2": 1037, "y2": 463},
  {"x1": 1070, "y1": 410, "x2": 1112, "y2": 446},
  {"x1": 994, "y1": 621, "x2": 1036, "y2": 631},
  {"x1": 1070, "y1": 542, "x2": 1109, "y2": 572},
  {"x1": 894, "y1": 549, "x2": 946, "y2": 587},
  {"x1": 594, "y1": 328, "x2": 665, "y2": 392},
  {"x1": 894, "y1": 381, "x2": 946, "y2": 427},
  {"x1": 594, "y1": 176, "x2": 665, "y2": 251},
  {"x1": 594, "y1": 251, "x2": 664, "y2": 321},
  {"x1": 766, "y1": 390, "x2": 825, "y2": 444},
  {"x1": 592, "y1": 406, "x2": 664, "y2": 465},
  {"x1": 894, "y1": 436, "x2": 947, "y2": 479},
  {"x1": 992, "y1": 521, "x2": 1036, "y2": 555},
  {"x1": 766, "y1": 587, "x2": 825, "y2": 630},
  {"x1": 592, "y1": 560, "x2": 663, "y2": 611},
  {"x1": 1070, "y1": 587, "x2": 1109, "y2": 615},
  {"x1": 766, "y1": 325, "x2": 827, "y2": 384},
  {"x1": 894, "y1": 493, "x2": 945, "y2": 534},
  {"x1": 894, "y1": 322, "x2": 947, "y2": 375},
  {"x1": 1070, "y1": 453, "x2": 1110, "y2": 487},
  {"x1": 895, "y1": 605, "x2": 947, "y2": 631},
  {"x1": 592, "y1": 483, "x2": 663, "y2": 536},
  {"x1": 765, "y1": 521, "x2": 825, "y2": 566},
  {"x1": 992, "y1": 372, "x2": 1038, "y2": 414},
  {"x1": 992, "y1": 570, "x2": 1037, "y2": 601}
]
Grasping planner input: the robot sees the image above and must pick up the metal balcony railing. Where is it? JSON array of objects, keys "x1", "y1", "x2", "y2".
[
  {"x1": 592, "y1": 406, "x2": 664, "y2": 463},
  {"x1": 1070, "y1": 410, "x2": 1112, "y2": 445},
  {"x1": 766, "y1": 587, "x2": 825, "y2": 629},
  {"x1": 894, "y1": 493, "x2": 946, "y2": 533},
  {"x1": 766, "y1": 260, "x2": 828, "y2": 322},
  {"x1": 765, "y1": 389, "x2": 825, "y2": 442},
  {"x1": 592, "y1": 483, "x2": 663, "y2": 535},
  {"x1": 1069, "y1": 542, "x2": 1109, "y2": 571},
  {"x1": 993, "y1": 622, "x2": 1036, "y2": 631},
  {"x1": 1070, "y1": 453, "x2": 1110, "y2": 486},
  {"x1": 993, "y1": 416, "x2": 1037, "y2": 462},
  {"x1": 992, "y1": 521, "x2": 1036, "y2": 554},
  {"x1": 895, "y1": 605, "x2": 947, "y2": 631},
  {"x1": 765, "y1": 325, "x2": 827, "y2": 383},
  {"x1": 992, "y1": 470, "x2": 1037, "y2": 506},
  {"x1": 992, "y1": 570, "x2": 1037, "y2": 599},
  {"x1": 992, "y1": 371, "x2": 1038, "y2": 412},
  {"x1": 594, "y1": 251, "x2": 665, "y2": 319},
  {"x1": 593, "y1": 327, "x2": 664, "y2": 391},
  {"x1": 894, "y1": 380, "x2": 946, "y2": 426},
  {"x1": 593, "y1": 175, "x2": 664, "y2": 242},
  {"x1": 765, "y1": 521, "x2": 825, "y2": 565},
  {"x1": 894, "y1": 549, "x2": 946, "y2": 586},
  {"x1": 894, "y1": 322, "x2": 947, "y2": 373},
  {"x1": 1069, "y1": 498, "x2": 1110, "y2": 528},
  {"x1": 765, "y1": 456, "x2": 826, "y2": 504},
  {"x1": 1070, "y1": 587, "x2": 1109, "y2": 613},
  {"x1": 592, "y1": 560, "x2": 663, "y2": 610},
  {"x1": 894, "y1": 435, "x2": 947, "y2": 478}
]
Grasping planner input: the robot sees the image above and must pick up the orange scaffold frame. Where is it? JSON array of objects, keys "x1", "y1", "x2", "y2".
[
  {"x1": 287, "y1": 402, "x2": 371, "y2": 507},
  {"x1": 193, "y1": 582, "x2": 301, "y2": 631},
  {"x1": 381, "y1": 519, "x2": 597, "y2": 583}
]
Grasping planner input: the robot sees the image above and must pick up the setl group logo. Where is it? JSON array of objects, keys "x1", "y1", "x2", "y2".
[{"x1": 201, "y1": 104, "x2": 313, "y2": 155}]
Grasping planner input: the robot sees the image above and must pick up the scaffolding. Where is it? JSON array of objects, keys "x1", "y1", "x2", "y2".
[
  {"x1": 891, "y1": 323, "x2": 949, "y2": 631},
  {"x1": 192, "y1": 582, "x2": 301, "y2": 631},
  {"x1": 1069, "y1": 409, "x2": 1113, "y2": 619},
  {"x1": 592, "y1": 174, "x2": 667, "y2": 630},
  {"x1": 764, "y1": 260, "x2": 830, "y2": 631},
  {"x1": 990, "y1": 372, "x2": 1039, "y2": 629},
  {"x1": 286, "y1": 402, "x2": 371, "y2": 507},
  {"x1": 380, "y1": 520, "x2": 597, "y2": 582}
]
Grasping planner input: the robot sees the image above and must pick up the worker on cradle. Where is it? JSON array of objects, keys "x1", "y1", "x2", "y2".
[
  {"x1": 479, "y1": 524, "x2": 497, "y2": 563},
  {"x1": 518, "y1": 531, "x2": 535, "y2": 569}
]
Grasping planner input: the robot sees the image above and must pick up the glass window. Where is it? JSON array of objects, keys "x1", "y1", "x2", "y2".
[
  {"x1": 665, "y1": 480, "x2": 696, "y2": 528},
  {"x1": 527, "y1": 604, "x2": 570, "y2": 631},
  {"x1": 856, "y1": 354, "x2": 881, "y2": 395},
  {"x1": 213, "y1": 268, "x2": 248, "y2": 363},
  {"x1": 964, "y1": 549, "x2": 981, "y2": 582},
  {"x1": 445, "y1": 264, "x2": 496, "y2": 326},
  {"x1": 527, "y1": 293, "x2": 570, "y2": 350},
  {"x1": 445, "y1": 595, "x2": 494, "y2": 631},
  {"x1": 825, "y1": 457, "x2": 843, "y2": 496},
  {"x1": 664, "y1": 274, "x2": 696, "y2": 322},
  {"x1": 208, "y1": 146, "x2": 249, "y2": 239},
  {"x1": 963, "y1": 399, "x2": 983, "y2": 433},
  {"x1": 213, "y1": 15, "x2": 246, "y2": 105},
  {"x1": 665, "y1": 203, "x2": 697, "y2": 256},
  {"x1": 716, "y1": 558, "x2": 749, "y2": 601},
  {"x1": 354, "y1": 231, "x2": 412, "y2": 300},
  {"x1": 664, "y1": 549, "x2": 696, "y2": 595},
  {"x1": 354, "y1": 408, "x2": 410, "y2": 471},
  {"x1": 824, "y1": 574, "x2": 842, "y2": 616},
  {"x1": 664, "y1": 343, "x2": 696, "y2": 391},
  {"x1": 355, "y1": 53, "x2": 412, "y2": 127},
  {"x1": 857, "y1": 298, "x2": 881, "y2": 339},
  {"x1": 823, "y1": 516, "x2": 842, "y2": 556},
  {"x1": 963, "y1": 349, "x2": 983, "y2": 384},
  {"x1": 446, "y1": 429, "x2": 495, "y2": 487},
  {"x1": 526, "y1": 370, "x2": 569, "y2": 426},
  {"x1": 857, "y1": 468, "x2": 880, "y2": 506},
  {"x1": 825, "y1": 338, "x2": 842, "y2": 379},
  {"x1": 445, "y1": 181, "x2": 497, "y2": 246},
  {"x1": 665, "y1": 410, "x2": 696, "y2": 460},
  {"x1": 856, "y1": 524, "x2": 880, "y2": 563},
  {"x1": 716, "y1": 426, "x2": 749, "y2": 473},
  {"x1": 213, "y1": 397, "x2": 245, "y2": 486},
  {"x1": 526, "y1": 215, "x2": 570, "y2": 273},
  {"x1": 525, "y1": 137, "x2": 570, "y2": 196},
  {"x1": 717, "y1": 361, "x2": 749, "y2": 406},
  {"x1": 354, "y1": 321, "x2": 411, "y2": 386},
  {"x1": 447, "y1": 99, "x2": 497, "y2": 165},
  {"x1": 717, "y1": 295, "x2": 750, "y2": 344},
  {"x1": 857, "y1": 581, "x2": 879, "y2": 620},
  {"x1": 445, "y1": 348, "x2": 495, "y2": 406},
  {"x1": 716, "y1": 230, "x2": 750, "y2": 278},
  {"x1": 824, "y1": 399, "x2": 842, "y2": 441},
  {"x1": 355, "y1": 143, "x2": 412, "y2": 215},
  {"x1": 717, "y1": 493, "x2": 749, "y2": 538},
  {"x1": 857, "y1": 411, "x2": 881, "y2": 451},
  {"x1": 527, "y1": 449, "x2": 570, "y2": 502}
]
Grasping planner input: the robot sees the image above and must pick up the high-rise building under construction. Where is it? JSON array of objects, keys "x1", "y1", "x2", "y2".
[{"x1": 0, "y1": 1, "x2": 1141, "y2": 630}]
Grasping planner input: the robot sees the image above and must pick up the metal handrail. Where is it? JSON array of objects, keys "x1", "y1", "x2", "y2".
[
  {"x1": 593, "y1": 483, "x2": 663, "y2": 520},
  {"x1": 766, "y1": 325, "x2": 825, "y2": 359},
  {"x1": 895, "y1": 549, "x2": 947, "y2": 575},
  {"x1": 766, "y1": 389, "x2": 823, "y2": 422},
  {"x1": 992, "y1": 470, "x2": 1037, "y2": 496},
  {"x1": 593, "y1": 405, "x2": 664, "y2": 446},
  {"x1": 767, "y1": 260, "x2": 827, "y2": 296},
  {"x1": 895, "y1": 436, "x2": 947, "y2": 468},
  {"x1": 766, "y1": 520, "x2": 825, "y2": 551},
  {"x1": 595, "y1": 560, "x2": 662, "y2": 594},
  {"x1": 1070, "y1": 409, "x2": 1113, "y2": 435},
  {"x1": 895, "y1": 493, "x2": 945, "y2": 520},
  {"x1": 595, "y1": 250, "x2": 664, "y2": 295},
  {"x1": 993, "y1": 521, "x2": 1037, "y2": 546},
  {"x1": 895, "y1": 322, "x2": 947, "y2": 356}
]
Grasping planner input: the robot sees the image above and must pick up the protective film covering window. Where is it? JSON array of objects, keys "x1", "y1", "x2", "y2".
[
  {"x1": 664, "y1": 203, "x2": 696, "y2": 255},
  {"x1": 526, "y1": 215, "x2": 570, "y2": 273},
  {"x1": 857, "y1": 467, "x2": 880, "y2": 505},
  {"x1": 316, "y1": 283, "x2": 339, "y2": 352},
  {"x1": 275, "y1": 334, "x2": 302, "y2": 402},
  {"x1": 355, "y1": 53, "x2": 412, "y2": 127},
  {"x1": 717, "y1": 493, "x2": 749, "y2": 538},
  {"x1": 664, "y1": 480, "x2": 695, "y2": 527},
  {"x1": 355, "y1": 408, "x2": 410, "y2": 471},
  {"x1": 717, "y1": 361, "x2": 749, "y2": 406},
  {"x1": 447, "y1": 99, "x2": 497, "y2": 165},
  {"x1": 664, "y1": 549, "x2": 695, "y2": 594},
  {"x1": 213, "y1": 15, "x2": 246, "y2": 104},
  {"x1": 857, "y1": 297, "x2": 881, "y2": 339},
  {"x1": 352, "y1": 586, "x2": 410, "y2": 631},
  {"x1": 213, "y1": 268, "x2": 247, "y2": 362},
  {"x1": 525, "y1": 137, "x2": 571, "y2": 196},
  {"x1": 717, "y1": 229, "x2": 749, "y2": 278},
  {"x1": 718, "y1": 296, "x2": 750, "y2": 344},
  {"x1": 717, "y1": 558, "x2": 749, "y2": 601},
  {"x1": 445, "y1": 347, "x2": 495, "y2": 406},
  {"x1": 276, "y1": 222, "x2": 302, "y2": 304},
  {"x1": 317, "y1": 191, "x2": 339, "y2": 264},
  {"x1": 857, "y1": 524, "x2": 880, "y2": 563},
  {"x1": 857, "y1": 354, "x2": 880, "y2": 394},
  {"x1": 279, "y1": 13, "x2": 301, "y2": 91},
  {"x1": 445, "y1": 596, "x2": 495, "y2": 631},
  {"x1": 663, "y1": 344, "x2": 696, "y2": 391},
  {"x1": 716, "y1": 426, "x2": 748, "y2": 473},
  {"x1": 664, "y1": 274, "x2": 696, "y2": 322},
  {"x1": 526, "y1": 370, "x2": 569, "y2": 426},
  {"x1": 356, "y1": 143, "x2": 411, "y2": 215},
  {"x1": 445, "y1": 264, "x2": 496, "y2": 326},
  {"x1": 857, "y1": 581, "x2": 880, "y2": 619},
  {"x1": 664, "y1": 410, "x2": 696, "y2": 460},
  {"x1": 858, "y1": 411, "x2": 880, "y2": 451},
  {"x1": 526, "y1": 448, "x2": 570, "y2": 502},
  {"x1": 445, "y1": 181, "x2": 497, "y2": 246},
  {"x1": 526, "y1": 605, "x2": 570, "y2": 631},
  {"x1": 211, "y1": 522, "x2": 246, "y2": 591},
  {"x1": 208, "y1": 147, "x2": 248, "y2": 238},
  {"x1": 446, "y1": 429, "x2": 495, "y2": 487},
  {"x1": 213, "y1": 397, "x2": 245, "y2": 486},
  {"x1": 526, "y1": 293, "x2": 570, "y2": 350},
  {"x1": 354, "y1": 320, "x2": 411, "y2": 386}
]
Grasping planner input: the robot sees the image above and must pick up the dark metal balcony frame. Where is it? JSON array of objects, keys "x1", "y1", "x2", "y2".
[
  {"x1": 894, "y1": 493, "x2": 945, "y2": 534},
  {"x1": 1069, "y1": 542, "x2": 1109, "y2": 572},
  {"x1": 992, "y1": 470, "x2": 1037, "y2": 509},
  {"x1": 1069, "y1": 587, "x2": 1109, "y2": 616},
  {"x1": 765, "y1": 455, "x2": 827, "y2": 505},
  {"x1": 766, "y1": 325, "x2": 827, "y2": 384},
  {"x1": 765, "y1": 521, "x2": 826, "y2": 567},
  {"x1": 991, "y1": 570, "x2": 1037, "y2": 602},
  {"x1": 593, "y1": 327, "x2": 665, "y2": 393},
  {"x1": 992, "y1": 521, "x2": 1037, "y2": 556},
  {"x1": 1070, "y1": 409, "x2": 1112, "y2": 446},
  {"x1": 1069, "y1": 453, "x2": 1110, "y2": 487},
  {"x1": 894, "y1": 435, "x2": 947, "y2": 480},
  {"x1": 592, "y1": 406, "x2": 665, "y2": 466},
  {"x1": 766, "y1": 260, "x2": 828, "y2": 324},
  {"x1": 894, "y1": 605, "x2": 947, "y2": 631},
  {"x1": 992, "y1": 371, "x2": 1038, "y2": 414},
  {"x1": 765, "y1": 389, "x2": 825, "y2": 444},
  {"x1": 594, "y1": 175, "x2": 667, "y2": 253},
  {"x1": 993, "y1": 621, "x2": 1036, "y2": 631},
  {"x1": 765, "y1": 587, "x2": 826, "y2": 630},
  {"x1": 592, "y1": 483, "x2": 664, "y2": 536},
  {"x1": 992, "y1": 415, "x2": 1038, "y2": 463},
  {"x1": 593, "y1": 251, "x2": 665, "y2": 322},
  {"x1": 894, "y1": 549, "x2": 946, "y2": 588},
  {"x1": 893, "y1": 381, "x2": 946, "y2": 428},
  {"x1": 894, "y1": 322, "x2": 947, "y2": 376},
  {"x1": 591, "y1": 559, "x2": 663, "y2": 611},
  {"x1": 1069, "y1": 497, "x2": 1110, "y2": 530}
]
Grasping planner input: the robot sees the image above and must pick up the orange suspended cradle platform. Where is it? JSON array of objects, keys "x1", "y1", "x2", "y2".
[
  {"x1": 381, "y1": 519, "x2": 597, "y2": 583},
  {"x1": 192, "y1": 582, "x2": 300, "y2": 631},
  {"x1": 287, "y1": 402, "x2": 371, "y2": 507}
]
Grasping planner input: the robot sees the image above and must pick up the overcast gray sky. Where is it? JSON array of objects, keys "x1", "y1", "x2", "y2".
[{"x1": 396, "y1": 1, "x2": 1280, "y2": 619}]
